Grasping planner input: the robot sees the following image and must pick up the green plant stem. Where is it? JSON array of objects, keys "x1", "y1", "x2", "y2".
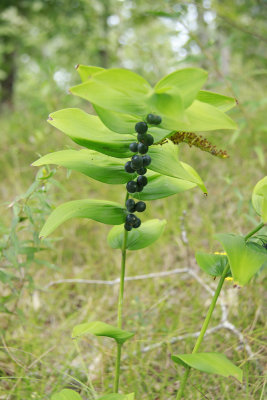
[
  {"x1": 114, "y1": 192, "x2": 129, "y2": 393},
  {"x1": 176, "y1": 222, "x2": 265, "y2": 399}
]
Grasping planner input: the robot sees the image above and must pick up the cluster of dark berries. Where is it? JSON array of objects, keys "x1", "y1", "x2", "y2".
[
  {"x1": 124, "y1": 113, "x2": 162, "y2": 230},
  {"x1": 124, "y1": 199, "x2": 146, "y2": 231}
]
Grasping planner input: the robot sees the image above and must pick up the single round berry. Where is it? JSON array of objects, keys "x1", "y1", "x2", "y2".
[
  {"x1": 137, "y1": 132, "x2": 146, "y2": 143},
  {"x1": 124, "y1": 161, "x2": 135, "y2": 173},
  {"x1": 124, "y1": 222, "x2": 133, "y2": 231},
  {"x1": 126, "y1": 198, "x2": 135, "y2": 212},
  {"x1": 137, "y1": 175, "x2": 148, "y2": 187},
  {"x1": 146, "y1": 114, "x2": 162, "y2": 125},
  {"x1": 137, "y1": 167, "x2": 147, "y2": 175},
  {"x1": 138, "y1": 143, "x2": 148, "y2": 154},
  {"x1": 131, "y1": 155, "x2": 143, "y2": 169},
  {"x1": 135, "y1": 121, "x2": 148, "y2": 134},
  {"x1": 129, "y1": 142, "x2": 138, "y2": 153},
  {"x1": 145, "y1": 134, "x2": 154, "y2": 146},
  {"x1": 126, "y1": 213, "x2": 137, "y2": 224},
  {"x1": 142, "y1": 155, "x2": 152, "y2": 167},
  {"x1": 133, "y1": 218, "x2": 141, "y2": 228},
  {"x1": 126, "y1": 180, "x2": 138, "y2": 193},
  {"x1": 135, "y1": 201, "x2": 146, "y2": 212}
]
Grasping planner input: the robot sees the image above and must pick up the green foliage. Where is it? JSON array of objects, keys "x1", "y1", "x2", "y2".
[
  {"x1": 97, "y1": 394, "x2": 135, "y2": 400},
  {"x1": 172, "y1": 353, "x2": 243, "y2": 383},
  {"x1": 33, "y1": 150, "x2": 135, "y2": 185},
  {"x1": 48, "y1": 109, "x2": 134, "y2": 158},
  {"x1": 215, "y1": 233, "x2": 267, "y2": 286},
  {"x1": 51, "y1": 389, "x2": 82, "y2": 400},
  {"x1": 0, "y1": 168, "x2": 57, "y2": 318},
  {"x1": 108, "y1": 219, "x2": 166, "y2": 250},
  {"x1": 40, "y1": 200, "x2": 127, "y2": 238},
  {"x1": 252, "y1": 176, "x2": 267, "y2": 222},
  {"x1": 195, "y1": 252, "x2": 231, "y2": 277},
  {"x1": 72, "y1": 321, "x2": 134, "y2": 345}
]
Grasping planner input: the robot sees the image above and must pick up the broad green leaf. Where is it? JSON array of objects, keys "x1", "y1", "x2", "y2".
[
  {"x1": 148, "y1": 141, "x2": 204, "y2": 189},
  {"x1": 32, "y1": 149, "x2": 135, "y2": 184},
  {"x1": 181, "y1": 100, "x2": 237, "y2": 131},
  {"x1": 133, "y1": 172, "x2": 197, "y2": 200},
  {"x1": 107, "y1": 219, "x2": 166, "y2": 250},
  {"x1": 47, "y1": 108, "x2": 134, "y2": 158},
  {"x1": 252, "y1": 176, "x2": 267, "y2": 222},
  {"x1": 51, "y1": 389, "x2": 82, "y2": 400},
  {"x1": 215, "y1": 233, "x2": 267, "y2": 285},
  {"x1": 180, "y1": 161, "x2": 207, "y2": 193},
  {"x1": 94, "y1": 105, "x2": 171, "y2": 141},
  {"x1": 172, "y1": 352, "x2": 243, "y2": 383},
  {"x1": 97, "y1": 394, "x2": 135, "y2": 400},
  {"x1": 146, "y1": 88, "x2": 184, "y2": 129},
  {"x1": 72, "y1": 321, "x2": 134, "y2": 345},
  {"x1": 76, "y1": 64, "x2": 104, "y2": 82},
  {"x1": 196, "y1": 90, "x2": 237, "y2": 112},
  {"x1": 40, "y1": 200, "x2": 127, "y2": 238},
  {"x1": 70, "y1": 68, "x2": 151, "y2": 116},
  {"x1": 195, "y1": 252, "x2": 231, "y2": 277},
  {"x1": 155, "y1": 68, "x2": 208, "y2": 109}
]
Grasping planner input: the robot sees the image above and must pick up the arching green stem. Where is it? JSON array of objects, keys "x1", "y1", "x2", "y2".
[
  {"x1": 176, "y1": 222, "x2": 265, "y2": 399},
  {"x1": 114, "y1": 192, "x2": 129, "y2": 393}
]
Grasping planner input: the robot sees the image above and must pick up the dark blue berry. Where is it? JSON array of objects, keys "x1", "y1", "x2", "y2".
[
  {"x1": 129, "y1": 142, "x2": 138, "y2": 152},
  {"x1": 142, "y1": 155, "x2": 151, "y2": 167},
  {"x1": 126, "y1": 199, "x2": 135, "y2": 212},
  {"x1": 126, "y1": 181, "x2": 138, "y2": 193},
  {"x1": 133, "y1": 218, "x2": 141, "y2": 228},
  {"x1": 137, "y1": 167, "x2": 147, "y2": 175},
  {"x1": 131, "y1": 155, "x2": 143, "y2": 169},
  {"x1": 137, "y1": 175, "x2": 148, "y2": 187},
  {"x1": 145, "y1": 134, "x2": 154, "y2": 146},
  {"x1": 137, "y1": 132, "x2": 146, "y2": 143},
  {"x1": 146, "y1": 114, "x2": 162, "y2": 125},
  {"x1": 124, "y1": 161, "x2": 135, "y2": 173},
  {"x1": 138, "y1": 143, "x2": 148, "y2": 154},
  {"x1": 126, "y1": 213, "x2": 137, "y2": 224},
  {"x1": 124, "y1": 222, "x2": 132, "y2": 231},
  {"x1": 135, "y1": 121, "x2": 148, "y2": 134},
  {"x1": 135, "y1": 201, "x2": 146, "y2": 212}
]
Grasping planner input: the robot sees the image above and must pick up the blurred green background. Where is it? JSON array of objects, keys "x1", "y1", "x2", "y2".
[{"x1": 0, "y1": 1, "x2": 266, "y2": 399}]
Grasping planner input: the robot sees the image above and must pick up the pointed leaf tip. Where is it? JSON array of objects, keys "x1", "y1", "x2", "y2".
[
  {"x1": 47, "y1": 116, "x2": 53, "y2": 121},
  {"x1": 75, "y1": 64, "x2": 79, "y2": 69}
]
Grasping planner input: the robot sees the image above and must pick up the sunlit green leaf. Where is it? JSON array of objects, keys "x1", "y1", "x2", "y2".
[
  {"x1": 252, "y1": 176, "x2": 267, "y2": 222},
  {"x1": 47, "y1": 108, "x2": 134, "y2": 158},
  {"x1": 107, "y1": 219, "x2": 166, "y2": 250},
  {"x1": 72, "y1": 321, "x2": 134, "y2": 345},
  {"x1": 97, "y1": 393, "x2": 135, "y2": 400},
  {"x1": 40, "y1": 200, "x2": 127, "y2": 238},
  {"x1": 32, "y1": 149, "x2": 135, "y2": 184},
  {"x1": 133, "y1": 172, "x2": 197, "y2": 200},
  {"x1": 172, "y1": 352, "x2": 243, "y2": 383},
  {"x1": 195, "y1": 252, "x2": 231, "y2": 277},
  {"x1": 181, "y1": 100, "x2": 237, "y2": 131},
  {"x1": 196, "y1": 91, "x2": 237, "y2": 112},
  {"x1": 215, "y1": 233, "x2": 267, "y2": 285},
  {"x1": 76, "y1": 64, "x2": 104, "y2": 82},
  {"x1": 148, "y1": 141, "x2": 206, "y2": 191},
  {"x1": 51, "y1": 389, "x2": 82, "y2": 400},
  {"x1": 155, "y1": 68, "x2": 208, "y2": 109},
  {"x1": 70, "y1": 68, "x2": 151, "y2": 116}
]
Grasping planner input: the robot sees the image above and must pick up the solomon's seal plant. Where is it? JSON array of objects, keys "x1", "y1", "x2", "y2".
[{"x1": 33, "y1": 65, "x2": 266, "y2": 399}]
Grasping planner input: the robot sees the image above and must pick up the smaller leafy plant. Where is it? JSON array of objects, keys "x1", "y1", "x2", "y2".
[{"x1": 0, "y1": 168, "x2": 57, "y2": 330}]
